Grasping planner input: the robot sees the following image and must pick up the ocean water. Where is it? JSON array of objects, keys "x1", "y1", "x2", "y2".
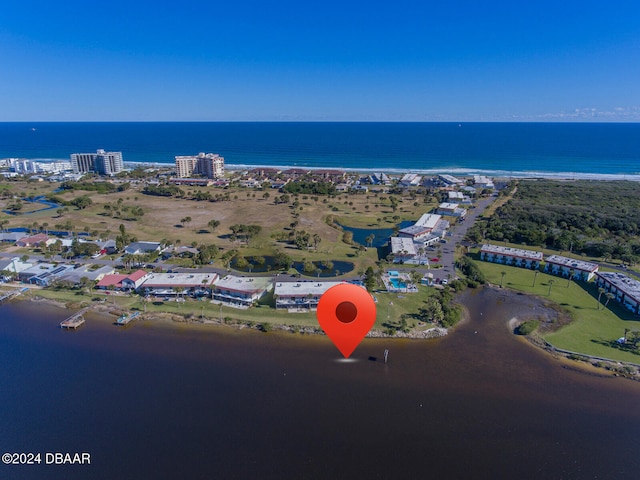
[{"x1": 0, "y1": 122, "x2": 639, "y2": 179}]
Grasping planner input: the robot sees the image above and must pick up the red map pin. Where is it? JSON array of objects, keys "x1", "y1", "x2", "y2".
[{"x1": 316, "y1": 283, "x2": 376, "y2": 358}]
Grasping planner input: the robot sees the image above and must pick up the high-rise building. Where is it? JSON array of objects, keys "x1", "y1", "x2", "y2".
[
  {"x1": 174, "y1": 153, "x2": 224, "y2": 179},
  {"x1": 71, "y1": 149, "x2": 124, "y2": 176}
]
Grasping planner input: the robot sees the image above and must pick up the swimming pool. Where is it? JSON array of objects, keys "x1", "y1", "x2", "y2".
[{"x1": 389, "y1": 277, "x2": 407, "y2": 289}]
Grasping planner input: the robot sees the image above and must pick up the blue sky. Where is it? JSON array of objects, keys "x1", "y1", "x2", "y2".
[{"x1": 1, "y1": 0, "x2": 639, "y2": 121}]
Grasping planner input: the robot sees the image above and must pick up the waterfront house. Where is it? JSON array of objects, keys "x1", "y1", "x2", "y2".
[
  {"x1": 544, "y1": 255, "x2": 599, "y2": 281},
  {"x1": 400, "y1": 173, "x2": 422, "y2": 187},
  {"x1": 121, "y1": 270, "x2": 151, "y2": 291},
  {"x1": 438, "y1": 174, "x2": 464, "y2": 186},
  {"x1": 58, "y1": 265, "x2": 115, "y2": 286},
  {"x1": 274, "y1": 281, "x2": 343, "y2": 311},
  {"x1": 139, "y1": 272, "x2": 218, "y2": 297},
  {"x1": 480, "y1": 244, "x2": 543, "y2": 269},
  {"x1": 212, "y1": 275, "x2": 273, "y2": 308},
  {"x1": 17, "y1": 262, "x2": 57, "y2": 282},
  {"x1": 28, "y1": 264, "x2": 76, "y2": 286},
  {"x1": 473, "y1": 175, "x2": 495, "y2": 189},
  {"x1": 0, "y1": 257, "x2": 33, "y2": 275},
  {"x1": 596, "y1": 272, "x2": 640, "y2": 314},
  {"x1": 96, "y1": 274, "x2": 129, "y2": 290}
]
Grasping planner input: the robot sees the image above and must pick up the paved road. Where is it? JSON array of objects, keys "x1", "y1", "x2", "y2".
[{"x1": 427, "y1": 193, "x2": 498, "y2": 283}]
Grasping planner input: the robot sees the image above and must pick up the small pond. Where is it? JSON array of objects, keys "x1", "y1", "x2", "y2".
[
  {"x1": 230, "y1": 255, "x2": 354, "y2": 277},
  {"x1": 338, "y1": 221, "x2": 413, "y2": 247}
]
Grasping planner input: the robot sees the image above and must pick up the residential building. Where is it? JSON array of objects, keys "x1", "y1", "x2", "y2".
[
  {"x1": 169, "y1": 178, "x2": 213, "y2": 186},
  {"x1": 390, "y1": 237, "x2": 417, "y2": 263},
  {"x1": 480, "y1": 244, "x2": 543, "y2": 269},
  {"x1": 398, "y1": 214, "x2": 443, "y2": 242},
  {"x1": 544, "y1": 255, "x2": 599, "y2": 281},
  {"x1": 139, "y1": 272, "x2": 218, "y2": 296},
  {"x1": 0, "y1": 257, "x2": 33, "y2": 274},
  {"x1": 474, "y1": 175, "x2": 495, "y2": 189},
  {"x1": 71, "y1": 149, "x2": 124, "y2": 176},
  {"x1": 0, "y1": 232, "x2": 26, "y2": 243},
  {"x1": 596, "y1": 272, "x2": 640, "y2": 314},
  {"x1": 274, "y1": 281, "x2": 343, "y2": 310},
  {"x1": 124, "y1": 241, "x2": 162, "y2": 255},
  {"x1": 16, "y1": 233, "x2": 50, "y2": 247},
  {"x1": 448, "y1": 191, "x2": 471, "y2": 204},
  {"x1": 438, "y1": 174, "x2": 464, "y2": 186},
  {"x1": 436, "y1": 202, "x2": 467, "y2": 218},
  {"x1": 175, "y1": 153, "x2": 224, "y2": 179},
  {"x1": 29, "y1": 264, "x2": 76, "y2": 286},
  {"x1": 400, "y1": 173, "x2": 422, "y2": 187},
  {"x1": 212, "y1": 275, "x2": 273, "y2": 308},
  {"x1": 121, "y1": 270, "x2": 150, "y2": 291},
  {"x1": 58, "y1": 265, "x2": 115, "y2": 286},
  {"x1": 96, "y1": 274, "x2": 129, "y2": 290}
]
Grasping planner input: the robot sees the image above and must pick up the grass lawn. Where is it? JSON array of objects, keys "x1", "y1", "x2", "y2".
[
  {"x1": 474, "y1": 257, "x2": 640, "y2": 363},
  {"x1": 23, "y1": 281, "x2": 439, "y2": 333}
]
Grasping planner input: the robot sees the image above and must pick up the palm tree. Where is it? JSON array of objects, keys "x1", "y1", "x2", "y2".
[
  {"x1": 547, "y1": 279, "x2": 555, "y2": 297},
  {"x1": 604, "y1": 292, "x2": 615, "y2": 309},
  {"x1": 566, "y1": 268, "x2": 575, "y2": 288},
  {"x1": 597, "y1": 287, "x2": 605, "y2": 310},
  {"x1": 500, "y1": 271, "x2": 506, "y2": 288}
]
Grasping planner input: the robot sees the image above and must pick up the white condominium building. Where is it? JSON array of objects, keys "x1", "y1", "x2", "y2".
[
  {"x1": 175, "y1": 153, "x2": 224, "y2": 179},
  {"x1": 71, "y1": 149, "x2": 123, "y2": 176}
]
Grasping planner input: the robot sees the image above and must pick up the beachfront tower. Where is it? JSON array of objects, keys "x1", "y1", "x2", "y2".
[
  {"x1": 175, "y1": 153, "x2": 224, "y2": 179},
  {"x1": 71, "y1": 149, "x2": 124, "y2": 176}
]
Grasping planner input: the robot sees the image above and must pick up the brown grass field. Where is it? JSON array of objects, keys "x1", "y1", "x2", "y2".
[{"x1": 0, "y1": 179, "x2": 439, "y2": 274}]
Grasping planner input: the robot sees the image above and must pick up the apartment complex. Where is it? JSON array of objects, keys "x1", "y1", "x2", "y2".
[
  {"x1": 71, "y1": 149, "x2": 124, "y2": 176},
  {"x1": 175, "y1": 153, "x2": 224, "y2": 179}
]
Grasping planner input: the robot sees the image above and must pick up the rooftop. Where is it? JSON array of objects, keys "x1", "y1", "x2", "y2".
[
  {"x1": 141, "y1": 272, "x2": 218, "y2": 288},
  {"x1": 214, "y1": 275, "x2": 273, "y2": 293},
  {"x1": 415, "y1": 213, "x2": 442, "y2": 229},
  {"x1": 274, "y1": 281, "x2": 344, "y2": 297},
  {"x1": 545, "y1": 255, "x2": 599, "y2": 272},
  {"x1": 481, "y1": 244, "x2": 544, "y2": 260},
  {"x1": 598, "y1": 272, "x2": 640, "y2": 301},
  {"x1": 390, "y1": 237, "x2": 417, "y2": 255},
  {"x1": 438, "y1": 202, "x2": 460, "y2": 210}
]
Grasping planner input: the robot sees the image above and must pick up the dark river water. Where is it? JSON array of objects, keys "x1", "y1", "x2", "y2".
[{"x1": 1, "y1": 288, "x2": 639, "y2": 480}]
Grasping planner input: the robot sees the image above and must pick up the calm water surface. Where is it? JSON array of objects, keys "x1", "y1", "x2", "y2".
[{"x1": 1, "y1": 289, "x2": 640, "y2": 479}]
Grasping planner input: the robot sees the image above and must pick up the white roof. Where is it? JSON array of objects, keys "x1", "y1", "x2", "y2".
[
  {"x1": 141, "y1": 272, "x2": 218, "y2": 288},
  {"x1": 214, "y1": 275, "x2": 273, "y2": 293},
  {"x1": 597, "y1": 272, "x2": 640, "y2": 303},
  {"x1": 391, "y1": 237, "x2": 417, "y2": 255},
  {"x1": 415, "y1": 213, "x2": 441, "y2": 229},
  {"x1": 481, "y1": 244, "x2": 543, "y2": 261},
  {"x1": 438, "y1": 202, "x2": 459, "y2": 210},
  {"x1": 545, "y1": 255, "x2": 599, "y2": 272},
  {"x1": 274, "y1": 281, "x2": 344, "y2": 297}
]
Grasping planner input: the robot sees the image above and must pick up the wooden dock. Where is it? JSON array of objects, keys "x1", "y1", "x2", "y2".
[
  {"x1": 0, "y1": 287, "x2": 28, "y2": 304},
  {"x1": 60, "y1": 306, "x2": 91, "y2": 330},
  {"x1": 115, "y1": 311, "x2": 141, "y2": 326}
]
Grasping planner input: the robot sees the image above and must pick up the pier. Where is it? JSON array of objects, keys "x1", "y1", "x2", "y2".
[
  {"x1": 0, "y1": 287, "x2": 29, "y2": 304},
  {"x1": 115, "y1": 311, "x2": 141, "y2": 326},
  {"x1": 60, "y1": 306, "x2": 91, "y2": 330}
]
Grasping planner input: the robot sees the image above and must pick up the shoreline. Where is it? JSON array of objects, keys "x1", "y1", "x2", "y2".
[
  {"x1": 3, "y1": 157, "x2": 640, "y2": 181},
  {"x1": 12, "y1": 285, "x2": 640, "y2": 380}
]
